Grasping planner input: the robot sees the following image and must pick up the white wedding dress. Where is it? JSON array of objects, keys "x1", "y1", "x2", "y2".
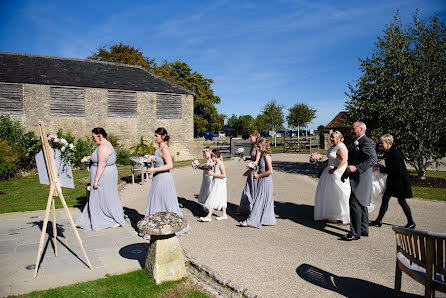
[{"x1": 314, "y1": 143, "x2": 351, "y2": 224}]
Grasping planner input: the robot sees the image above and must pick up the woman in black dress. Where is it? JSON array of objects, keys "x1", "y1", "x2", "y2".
[{"x1": 370, "y1": 134, "x2": 416, "y2": 229}]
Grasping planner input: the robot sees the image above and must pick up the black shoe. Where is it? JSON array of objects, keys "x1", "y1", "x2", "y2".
[
  {"x1": 369, "y1": 220, "x2": 382, "y2": 227},
  {"x1": 341, "y1": 234, "x2": 360, "y2": 241},
  {"x1": 404, "y1": 222, "x2": 416, "y2": 229},
  {"x1": 361, "y1": 232, "x2": 369, "y2": 237}
]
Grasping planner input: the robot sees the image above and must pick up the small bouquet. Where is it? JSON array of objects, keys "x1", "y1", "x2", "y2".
[
  {"x1": 81, "y1": 156, "x2": 91, "y2": 171},
  {"x1": 309, "y1": 152, "x2": 323, "y2": 163},
  {"x1": 192, "y1": 160, "x2": 201, "y2": 169},
  {"x1": 143, "y1": 154, "x2": 156, "y2": 168},
  {"x1": 235, "y1": 148, "x2": 244, "y2": 160},
  {"x1": 246, "y1": 162, "x2": 258, "y2": 172},
  {"x1": 202, "y1": 159, "x2": 215, "y2": 171}
]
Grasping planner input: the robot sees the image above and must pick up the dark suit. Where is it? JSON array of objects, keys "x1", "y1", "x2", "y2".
[
  {"x1": 376, "y1": 146, "x2": 414, "y2": 224},
  {"x1": 343, "y1": 135, "x2": 377, "y2": 238}
]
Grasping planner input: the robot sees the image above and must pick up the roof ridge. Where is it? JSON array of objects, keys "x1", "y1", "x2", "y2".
[{"x1": 0, "y1": 51, "x2": 193, "y2": 94}]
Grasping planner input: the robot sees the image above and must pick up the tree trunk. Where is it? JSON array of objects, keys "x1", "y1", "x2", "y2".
[{"x1": 413, "y1": 159, "x2": 426, "y2": 180}]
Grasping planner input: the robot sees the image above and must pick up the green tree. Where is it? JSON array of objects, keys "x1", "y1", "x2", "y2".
[
  {"x1": 237, "y1": 115, "x2": 256, "y2": 135},
  {"x1": 286, "y1": 103, "x2": 316, "y2": 138},
  {"x1": 255, "y1": 114, "x2": 268, "y2": 132},
  {"x1": 226, "y1": 114, "x2": 239, "y2": 129},
  {"x1": 262, "y1": 100, "x2": 284, "y2": 131},
  {"x1": 317, "y1": 125, "x2": 325, "y2": 132},
  {"x1": 88, "y1": 43, "x2": 225, "y2": 134},
  {"x1": 346, "y1": 12, "x2": 446, "y2": 179}
]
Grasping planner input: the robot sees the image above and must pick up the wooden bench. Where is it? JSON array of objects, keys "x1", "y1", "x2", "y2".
[{"x1": 393, "y1": 226, "x2": 446, "y2": 297}]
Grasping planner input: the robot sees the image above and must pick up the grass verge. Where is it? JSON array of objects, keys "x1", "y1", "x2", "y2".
[{"x1": 14, "y1": 269, "x2": 208, "y2": 298}]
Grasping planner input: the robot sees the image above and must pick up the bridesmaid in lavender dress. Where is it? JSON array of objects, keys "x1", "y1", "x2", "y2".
[
  {"x1": 76, "y1": 128, "x2": 125, "y2": 231},
  {"x1": 140, "y1": 127, "x2": 190, "y2": 239},
  {"x1": 236, "y1": 130, "x2": 261, "y2": 215},
  {"x1": 240, "y1": 138, "x2": 276, "y2": 228}
]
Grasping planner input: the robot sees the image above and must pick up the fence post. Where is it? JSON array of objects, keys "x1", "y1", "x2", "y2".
[
  {"x1": 230, "y1": 137, "x2": 234, "y2": 157},
  {"x1": 309, "y1": 138, "x2": 312, "y2": 155}
]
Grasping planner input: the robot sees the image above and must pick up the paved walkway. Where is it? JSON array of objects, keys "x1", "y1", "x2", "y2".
[{"x1": 1, "y1": 153, "x2": 445, "y2": 297}]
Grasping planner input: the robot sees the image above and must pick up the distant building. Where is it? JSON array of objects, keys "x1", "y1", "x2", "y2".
[
  {"x1": 321, "y1": 111, "x2": 351, "y2": 149},
  {"x1": 0, "y1": 52, "x2": 202, "y2": 160}
]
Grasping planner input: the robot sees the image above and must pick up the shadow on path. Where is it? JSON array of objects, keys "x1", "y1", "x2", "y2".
[
  {"x1": 274, "y1": 202, "x2": 348, "y2": 238},
  {"x1": 178, "y1": 197, "x2": 246, "y2": 222},
  {"x1": 123, "y1": 207, "x2": 145, "y2": 232},
  {"x1": 273, "y1": 161, "x2": 324, "y2": 177},
  {"x1": 296, "y1": 264, "x2": 420, "y2": 297},
  {"x1": 119, "y1": 243, "x2": 148, "y2": 268}
]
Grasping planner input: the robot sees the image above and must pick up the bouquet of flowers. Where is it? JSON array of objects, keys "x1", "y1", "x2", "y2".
[
  {"x1": 143, "y1": 154, "x2": 156, "y2": 168},
  {"x1": 81, "y1": 156, "x2": 91, "y2": 170},
  {"x1": 47, "y1": 134, "x2": 76, "y2": 164},
  {"x1": 192, "y1": 160, "x2": 201, "y2": 169},
  {"x1": 246, "y1": 162, "x2": 258, "y2": 172},
  {"x1": 309, "y1": 152, "x2": 323, "y2": 163},
  {"x1": 235, "y1": 147, "x2": 244, "y2": 160},
  {"x1": 202, "y1": 159, "x2": 215, "y2": 171}
]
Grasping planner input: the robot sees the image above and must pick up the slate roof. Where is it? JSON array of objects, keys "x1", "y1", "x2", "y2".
[
  {"x1": 326, "y1": 111, "x2": 350, "y2": 128},
  {"x1": 0, "y1": 52, "x2": 193, "y2": 95}
]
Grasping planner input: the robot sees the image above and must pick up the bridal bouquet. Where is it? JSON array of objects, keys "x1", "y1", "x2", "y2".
[
  {"x1": 309, "y1": 152, "x2": 323, "y2": 163},
  {"x1": 246, "y1": 162, "x2": 258, "y2": 172},
  {"x1": 192, "y1": 160, "x2": 201, "y2": 169},
  {"x1": 143, "y1": 154, "x2": 156, "y2": 167},
  {"x1": 235, "y1": 148, "x2": 244, "y2": 160},
  {"x1": 202, "y1": 159, "x2": 215, "y2": 171},
  {"x1": 47, "y1": 134, "x2": 76, "y2": 164}
]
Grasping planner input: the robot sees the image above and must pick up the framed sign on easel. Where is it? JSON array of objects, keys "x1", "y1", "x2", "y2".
[{"x1": 33, "y1": 121, "x2": 92, "y2": 278}]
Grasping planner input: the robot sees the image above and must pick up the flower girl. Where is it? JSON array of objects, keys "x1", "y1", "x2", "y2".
[
  {"x1": 197, "y1": 148, "x2": 213, "y2": 204},
  {"x1": 200, "y1": 149, "x2": 227, "y2": 222}
]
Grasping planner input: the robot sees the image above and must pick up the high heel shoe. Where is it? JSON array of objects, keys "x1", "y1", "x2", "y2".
[
  {"x1": 369, "y1": 220, "x2": 382, "y2": 227},
  {"x1": 404, "y1": 222, "x2": 416, "y2": 229}
]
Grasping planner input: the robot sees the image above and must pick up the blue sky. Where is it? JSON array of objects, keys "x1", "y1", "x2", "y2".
[{"x1": 1, "y1": 0, "x2": 445, "y2": 130}]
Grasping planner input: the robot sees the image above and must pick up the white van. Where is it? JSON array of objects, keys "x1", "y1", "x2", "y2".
[{"x1": 217, "y1": 131, "x2": 226, "y2": 138}]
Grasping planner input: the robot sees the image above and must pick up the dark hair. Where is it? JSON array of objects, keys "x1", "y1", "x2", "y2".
[
  {"x1": 92, "y1": 127, "x2": 107, "y2": 138},
  {"x1": 212, "y1": 149, "x2": 221, "y2": 158},
  {"x1": 155, "y1": 127, "x2": 170, "y2": 142}
]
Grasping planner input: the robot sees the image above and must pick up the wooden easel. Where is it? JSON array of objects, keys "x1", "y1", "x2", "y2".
[{"x1": 33, "y1": 121, "x2": 92, "y2": 278}]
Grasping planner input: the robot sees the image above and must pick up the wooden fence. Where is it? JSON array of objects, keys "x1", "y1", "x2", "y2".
[{"x1": 283, "y1": 136, "x2": 319, "y2": 154}]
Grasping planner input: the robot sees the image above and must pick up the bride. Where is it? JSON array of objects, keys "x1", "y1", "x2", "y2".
[{"x1": 314, "y1": 131, "x2": 351, "y2": 224}]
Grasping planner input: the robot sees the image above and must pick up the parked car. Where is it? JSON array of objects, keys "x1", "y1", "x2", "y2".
[
  {"x1": 217, "y1": 131, "x2": 226, "y2": 138},
  {"x1": 260, "y1": 131, "x2": 271, "y2": 137},
  {"x1": 198, "y1": 131, "x2": 218, "y2": 140},
  {"x1": 241, "y1": 133, "x2": 250, "y2": 140}
]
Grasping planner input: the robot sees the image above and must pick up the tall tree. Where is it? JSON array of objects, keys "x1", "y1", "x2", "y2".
[
  {"x1": 286, "y1": 103, "x2": 316, "y2": 138},
  {"x1": 255, "y1": 114, "x2": 268, "y2": 132},
  {"x1": 262, "y1": 100, "x2": 284, "y2": 131},
  {"x1": 88, "y1": 43, "x2": 225, "y2": 133},
  {"x1": 346, "y1": 12, "x2": 446, "y2": 179},
  {"x1": 262, "y1": 100, "x2": 285, "y2": 146}
]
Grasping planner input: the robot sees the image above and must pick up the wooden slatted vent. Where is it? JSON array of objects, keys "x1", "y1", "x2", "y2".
[
  {"x1": 0, "y1": 82, "x2": 23, "y2": 114},
  {"x1": 156, "y1": 93, "x2": 182, "y2": 119},
  {"x1": 108, "y1": 90, "x2": 137, "y2": 118},
  {"x1": 50, "y1": 87, "x2": 85, "y2": 117}
]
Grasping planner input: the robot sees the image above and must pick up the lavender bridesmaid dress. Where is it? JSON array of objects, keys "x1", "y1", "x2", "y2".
[
  {"x1": 76, "y1": 143, "x2": 126, "y2": 231},
  {"x1": 140, "y1": 145, "x2": 190, "y2": 238},
  {"x1": 237, "y1": 147, "x2": 258, "y2": 214},
  {"x1": 246, "y1": 154, "x2": 276, "y2": 228}
]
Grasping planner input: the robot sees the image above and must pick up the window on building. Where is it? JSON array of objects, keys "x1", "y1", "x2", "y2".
[
  {"x1": 108, "y1": 90, "x2": 137, "y2": 118},
  {"x1": 50, "y1": 87, "x2": 85, "y2": 117},
  {"x1": 156, "y1": 93, "x2": 182, "y2": 119},
  {"x1": 0, "y1": 82, "x2": 23, "y2": 114}
]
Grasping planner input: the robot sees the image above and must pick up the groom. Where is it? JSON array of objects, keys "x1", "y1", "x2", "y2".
[{"x1": 341, "y1": 121, "x2": 377, "y2": 241}]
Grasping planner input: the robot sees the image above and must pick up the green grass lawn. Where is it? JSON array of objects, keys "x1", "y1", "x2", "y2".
[
  {"x1": 408, "y1": 169, "x2": 446, "y2": 201},
  {"x1": 15, "y1": 269, "x2": 208, "y2": 298}
]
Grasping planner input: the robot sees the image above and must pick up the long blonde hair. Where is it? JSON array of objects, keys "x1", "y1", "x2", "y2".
[{"x1": 257, "y1": 138, "x2": 271, "y2": 155}]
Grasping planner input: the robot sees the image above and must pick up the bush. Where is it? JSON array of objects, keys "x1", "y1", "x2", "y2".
[
  {"x1": 0, "y1": 140, "x2": 19, "y2": 180},
  {"x1": 74, "y1": 136, "x2": 95, "y2": 168},
  {"x1": 131, "y1": 137, "x2": 156, "y2": 156}
]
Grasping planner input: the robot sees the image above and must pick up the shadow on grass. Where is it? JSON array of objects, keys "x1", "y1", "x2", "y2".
[
  {"x1": 119, "y1": 243, "x2": 149, "y2": 268},
  {"x1": 272, "y1": 161, "x2": 325, "y2": 177},
  {"x1": 274, "y1": 202, "x2": 349, "y2": 238},
  {"x1": 296, "y1": 264, "x2": 420, "y2": 297}
]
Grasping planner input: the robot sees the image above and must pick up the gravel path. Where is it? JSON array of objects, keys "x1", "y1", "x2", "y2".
[{"x1": 121, "y1": 153, "x2": 446, "y2": 297}]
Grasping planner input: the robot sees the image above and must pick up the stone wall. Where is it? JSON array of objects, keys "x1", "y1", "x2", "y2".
[{"x1": 7, "y1": 84, "x2": 202, "y2": 161}]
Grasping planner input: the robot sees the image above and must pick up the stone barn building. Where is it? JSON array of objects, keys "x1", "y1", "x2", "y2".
[{"x1": 0, "y1": 52, "x2": 202, "y2": 161}]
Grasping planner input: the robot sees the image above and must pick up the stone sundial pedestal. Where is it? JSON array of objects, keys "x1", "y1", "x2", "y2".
[{"x1": 137, "y1": 212, "x2": 188, "y2": 284}]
